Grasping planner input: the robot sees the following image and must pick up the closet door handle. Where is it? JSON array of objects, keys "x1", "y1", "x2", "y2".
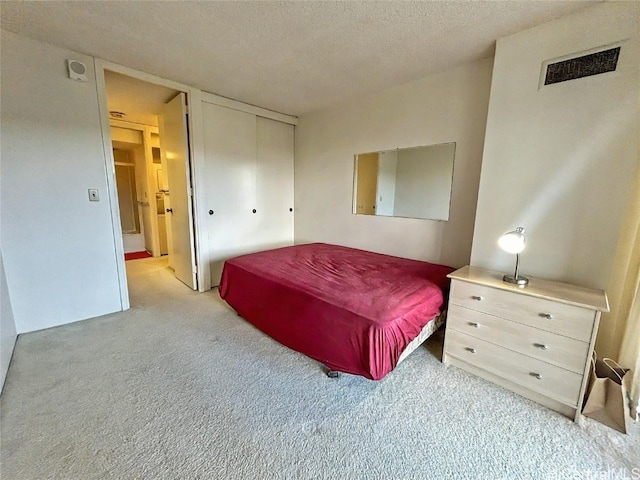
[
  {"x1": 166, "y1": 208, "x2": 173, "y2": 213},
  {"x1": 252, "y1": 209, "x2": 257, "y2": 213},
  {"x1": 209, "y1": 210, "x2": 214, "y2": 215}
]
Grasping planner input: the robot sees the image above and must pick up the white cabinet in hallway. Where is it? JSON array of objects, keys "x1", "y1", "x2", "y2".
[{"x1": 202, "y1": 102, "x2": 294, "y2": 287}]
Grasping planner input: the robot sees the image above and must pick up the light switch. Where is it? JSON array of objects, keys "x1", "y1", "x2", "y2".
[{"x1": 88, "y1": 189, "x2": 100, "y2": 202}]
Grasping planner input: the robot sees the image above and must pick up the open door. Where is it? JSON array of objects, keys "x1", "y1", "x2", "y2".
[
  {"x1": 159, "y1": 93, "x2": 197, "y2": 290},
  {"x1": 355, "y1": 153, "x2": 378, "y2": 215}
]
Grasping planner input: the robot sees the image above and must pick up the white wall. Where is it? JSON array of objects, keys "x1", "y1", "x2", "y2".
[
  {"x1": 1, "y1": 31, "x2": 123, "y2": 333},
  {"x1": 470, "y1": 2, "x2": 640, "y2": 290},
  {"x1": 294, "y1": 58, "x2": 493, "y2": 267},
  {"x1": 1, "y1": 250, "x2": 17, "y2": 393}
]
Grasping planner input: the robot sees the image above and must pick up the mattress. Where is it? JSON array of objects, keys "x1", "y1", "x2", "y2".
[{"x1": 219, "y1": 243, "x2": 455, "y2": 380}]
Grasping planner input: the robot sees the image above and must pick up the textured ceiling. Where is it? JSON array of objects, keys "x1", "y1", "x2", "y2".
[{"x1": 1, "y1": 1, "x2": 597, "y2": 116}]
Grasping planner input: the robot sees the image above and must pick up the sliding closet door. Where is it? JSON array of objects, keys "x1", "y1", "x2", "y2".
[
  {"x1": 202, "y1": 102, "x2": 257, "y2": 286},
  {"x1": 256, "y1": 117, "x2": 294, "y2": 249},
  {"x1": 202, "y1": 102, "x2": 295, "y2": 288}
]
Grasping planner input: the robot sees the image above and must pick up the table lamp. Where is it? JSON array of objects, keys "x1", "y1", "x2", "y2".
[{"x1": 498, "y1": 227, "x2": 529, "y2": 286}]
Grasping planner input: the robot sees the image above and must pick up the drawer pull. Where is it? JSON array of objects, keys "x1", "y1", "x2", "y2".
[
  {"x1": 534, "y1": 343, "x2": 548, "y2": 351},
  {"x1": 468, "y1": 322, "x2": 479, "y2": 328},
  {"x1": 530, "y1": 372, "x2": 542, "y2": 380},
  {"x1": 471, "y1": 295, "x2": 483, "y2": 301},
  {"x1": 465, "y1": 347, "x2": 476, "y2": 354},
  {"x1": 539, "y1": 313, "x2": 553, "y2": 320}
]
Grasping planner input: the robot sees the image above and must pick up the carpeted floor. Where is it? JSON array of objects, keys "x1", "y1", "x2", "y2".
[{"x1": 1, "y1": 257, "x2": 638, "y2": 479}]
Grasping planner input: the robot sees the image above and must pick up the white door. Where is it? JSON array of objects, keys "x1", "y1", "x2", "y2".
[
  {"x1": 255, "y1": 117, "x2": 294, "y2": 248},
  {"x1": 202, "y1": 102, "x2": 257, "y2": 286},
  {"x1": 159, "y1": 93, "x2": 197, "y2": 290}
]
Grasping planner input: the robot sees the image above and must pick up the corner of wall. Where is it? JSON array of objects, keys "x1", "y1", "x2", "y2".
[
  {"x1": 596, "y1": 146, "x2": 640, "y2": 359},
  {"x1": 470, "y1": 1, "x2": 640, "y2": 290},
  {"x1": 0, "y1": 249, "x2": 18, "y2": 394},
  {"x1": 1, "y1": 31, "x2": 123, "y2": 333}
]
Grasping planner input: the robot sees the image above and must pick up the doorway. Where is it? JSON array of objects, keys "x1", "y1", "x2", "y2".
[
  {"x1": 102, "y1": 69, "x2": 199, "y2": 303},
  {"x1": 109, "y1": 117, "x2": 166, "y2": 259}
]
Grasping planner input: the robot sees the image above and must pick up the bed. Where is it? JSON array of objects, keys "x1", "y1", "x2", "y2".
[{"x1": 219, "y1": 243, "x2": 455, "y2": 380}]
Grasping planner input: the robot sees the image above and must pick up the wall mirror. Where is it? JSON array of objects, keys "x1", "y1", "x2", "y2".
[{"x1": 353, "y1": 142, "x2": 456, "y2": 221}]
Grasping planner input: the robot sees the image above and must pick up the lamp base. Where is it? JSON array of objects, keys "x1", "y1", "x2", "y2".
[{"x1": 503, "y1": 274, "x2": 529, "y2": 287}]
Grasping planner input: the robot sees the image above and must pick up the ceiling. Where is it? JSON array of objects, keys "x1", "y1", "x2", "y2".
[
  {"x1": 1, "y1": 1, "x2": 598, "y2": 117},
  {"x1": 105, "y1": 70, "x2": 178, "y2": 127}
]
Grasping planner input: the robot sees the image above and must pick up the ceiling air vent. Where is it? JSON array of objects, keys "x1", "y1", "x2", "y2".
[{"x1": 543, "y1": 46, "x2": 620, "y2": 86}]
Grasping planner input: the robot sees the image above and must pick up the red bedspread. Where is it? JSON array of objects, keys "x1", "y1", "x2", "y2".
[{"x1": 219, "y1": 243, "x2": 455, "y2": 380}]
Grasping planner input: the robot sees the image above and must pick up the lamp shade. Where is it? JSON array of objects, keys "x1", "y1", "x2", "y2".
[{"x1": 498, "y1": 227, "x2": 526, "y2": 254}]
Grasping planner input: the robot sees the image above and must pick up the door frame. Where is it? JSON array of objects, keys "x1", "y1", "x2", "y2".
[
  {"x1": 94, "y1": 59, "x2": 210, "y2": 308},
  {"x1": 110, "y1": 119, "x2": 161, "y2": 257}
]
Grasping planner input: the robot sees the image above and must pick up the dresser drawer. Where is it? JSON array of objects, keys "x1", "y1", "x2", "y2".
[
  {"x1": 447, "y1": 304, "x2": 589, "y2": 374},
  {"x1": 445, "y1": 329, "x2": 583, "y2": 407},
  {"x1": 450, "y1": 281, "x2": 595, "y2": 342}
]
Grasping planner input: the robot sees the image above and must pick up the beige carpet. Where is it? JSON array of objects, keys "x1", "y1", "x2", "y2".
[{"x1": 1, "y1": 256, "x2": 638, "y2": 479}]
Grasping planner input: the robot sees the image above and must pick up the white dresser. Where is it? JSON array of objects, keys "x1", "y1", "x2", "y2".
[{"x1": 442, "y1": 266, "x2": 609, "y2": 422}]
